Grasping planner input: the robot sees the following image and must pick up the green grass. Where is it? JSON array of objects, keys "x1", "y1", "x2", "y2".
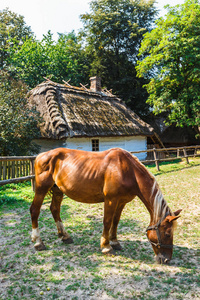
[{"x1": 0, "y1": 157, "x2": 200, "y2": 299}]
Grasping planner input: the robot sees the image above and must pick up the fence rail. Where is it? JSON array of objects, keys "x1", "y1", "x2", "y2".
[
  {"x1": 0, "y1": 145, "x2": 200, "y2": 189},
  {"x1": 132, "y1": 145, "x2": 200, "y2": 171}
]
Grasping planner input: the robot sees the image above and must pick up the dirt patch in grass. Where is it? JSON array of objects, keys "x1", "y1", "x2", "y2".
[{"x1": 0, "y1": 160, "x2": 200, "y2": 299}]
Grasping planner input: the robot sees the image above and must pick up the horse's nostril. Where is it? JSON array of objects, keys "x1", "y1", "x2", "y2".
[
  {"x1": 157, "y1": 257, "x2": 162, "y2": 264},
  {"x1": 155, "y1": 255, "x2": 170, "y2": 264}
]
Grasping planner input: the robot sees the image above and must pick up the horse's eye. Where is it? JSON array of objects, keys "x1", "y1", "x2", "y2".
[
  {"x1": 165, "y1": 228, "x2": 171, "y2": 237},
  {"x1": 165, "y1": 232, "x2": 171, "y2": 237}
]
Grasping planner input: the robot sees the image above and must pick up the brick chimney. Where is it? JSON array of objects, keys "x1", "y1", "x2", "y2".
[{"x1": 90, "y1": 76, "x2": 101, "y2": 92}]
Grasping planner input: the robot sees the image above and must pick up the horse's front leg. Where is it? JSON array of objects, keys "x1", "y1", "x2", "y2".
[
  {"x1": 101, "y1": 198, "x2": 118, "y2": 254},
  {"x1": 50, "y1": 185, "x2": 73, "y2": 244},
  {"x1": 109, "y1": 202, "x2": 125, "y2": 250}
]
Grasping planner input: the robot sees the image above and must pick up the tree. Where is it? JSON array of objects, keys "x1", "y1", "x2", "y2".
[
  {"x1": 11, "y1": 31, "x2": 90, "y2": 88},
  {"x1": 0, "y1": 8, "x2": 33, "y2": 69},
  {"x1": 136, "y1": 0, "x2": 200, "y2": 137},
  {"x1": 0, "y1": 71, "x2": 41, "y2": 155},
  {"x1": 80, "y1": 0, "x2": 158, "y2": 116}
]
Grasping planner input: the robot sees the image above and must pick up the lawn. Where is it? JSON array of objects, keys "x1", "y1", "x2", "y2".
[{"x1": 0, "y1": 157, "x2": 200, "y2": 299}]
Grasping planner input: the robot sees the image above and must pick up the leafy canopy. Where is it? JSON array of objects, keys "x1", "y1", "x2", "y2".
[
  {"x1": 0, "y1": 8, "x2": 33, "y2": 69},
  {"x1": 0, "y1": 71, "x2": 41, "y2": 155},
  {"x1": 136, "y1": 0, "x2": 200, "y2": 135},
  {"x1": 81, "y1": 0, "x2": 158, "y2": 116},
  {"x1": 10, "y1": 31, "x2": 90, "y2": 88}
]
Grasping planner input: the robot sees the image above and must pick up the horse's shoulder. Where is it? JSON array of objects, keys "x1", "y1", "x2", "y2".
[{"x1": 105, "y1": 148, "x2": 133, "y2": 161}]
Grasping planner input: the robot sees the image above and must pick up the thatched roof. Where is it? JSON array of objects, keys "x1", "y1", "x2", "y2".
[{"x1": 28, "y1": 80, "x2": 154, "y2": 140}]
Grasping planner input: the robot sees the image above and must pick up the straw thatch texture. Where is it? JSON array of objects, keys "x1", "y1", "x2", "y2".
[{"x1": 28, "y1": 80, "x2": 154, "y2": 140}]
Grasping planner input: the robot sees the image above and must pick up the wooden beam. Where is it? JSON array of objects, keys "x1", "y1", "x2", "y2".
[
  {"x1": 62, "y1": 79, "x2": 73, "y2": 88},
  {"x1": 80, "y1": 83, "x2": 90, "y2": 91},
  {"x1": 0, "y1": 175, "x2": 35, "y2": 186}
]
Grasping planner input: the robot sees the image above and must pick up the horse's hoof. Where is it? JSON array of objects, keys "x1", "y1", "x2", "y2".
[
  {"x1": 34, "y1": 242, "x2": 46, "y2": 251},
  {"x1": 62, "y1": 236, "x2": 74, "y2": 244},
  {"x1": 110, "y1": 242, "x2": 122, "y2": 251},
  {"x1": 102, "y1": 246, "x2": 116, "y2": 256},
  {"x1": 104, "y1": 248, "x2": 116, "y2": 256}
]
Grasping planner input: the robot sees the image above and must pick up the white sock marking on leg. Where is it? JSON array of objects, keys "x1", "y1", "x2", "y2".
[{"x1": 31, "y1": 228, "x2": 42, "y2": 244}]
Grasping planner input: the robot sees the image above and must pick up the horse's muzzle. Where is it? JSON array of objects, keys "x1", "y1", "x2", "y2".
[{"x1": 155, "y1": 253, "x2": 170, "y2": 264}]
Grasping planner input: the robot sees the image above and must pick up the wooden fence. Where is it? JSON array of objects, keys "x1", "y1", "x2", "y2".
[
  {"x1": 0, "y1": 156, "x2": 36, "y2": 189},
  {"x1": 0, "y1": 145, "x2": 200, "y2": 189},
  {"x1": 131, "y1": 145, "x2": 200, "y2": 171}
]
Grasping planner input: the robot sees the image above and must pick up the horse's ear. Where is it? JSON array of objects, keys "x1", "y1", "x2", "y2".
[
  {"x1": 165, "y1": 215, "x2": 181, "y2": 223},
  {"x1": 173, "y1": 209, "x2": 182, "y2": 216}
]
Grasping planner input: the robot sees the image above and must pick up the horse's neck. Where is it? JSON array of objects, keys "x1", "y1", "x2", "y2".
[
  {"x1": 136, "y1": 170, "x2": 171, "y2": 224},
  {"x1": 132, "y1": 156, "x2": 171, "y2": 224}
]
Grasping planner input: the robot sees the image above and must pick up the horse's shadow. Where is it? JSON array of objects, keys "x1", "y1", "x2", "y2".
[
  {"x1": 118, "y1": 240, "x2": 199, "y2": 268},
  {"x1": 49, "y1": 204, "x2": 199, "y2": 269}
]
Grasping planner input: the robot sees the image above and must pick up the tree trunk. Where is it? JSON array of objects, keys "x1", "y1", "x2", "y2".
[{"x1": 193, "y1": 125, "x2": 200, "y2": 142}]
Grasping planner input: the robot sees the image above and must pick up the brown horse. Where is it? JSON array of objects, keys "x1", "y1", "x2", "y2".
[{"x1": 30, "y1": 148, "x2": 181, "y2": 264}]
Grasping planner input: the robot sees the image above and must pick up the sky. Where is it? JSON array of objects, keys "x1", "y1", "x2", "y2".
[{"x1": 0, "y1": 0, "x2": 185, "y2": 40}]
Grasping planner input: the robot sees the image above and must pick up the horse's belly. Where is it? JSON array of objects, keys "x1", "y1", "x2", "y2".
[
  {"x1": 68, "y1": 195, "x2": 104, "y2": 204},
  {"x1": 58, "y1": 184, "x2": 104, "y2": 204},
  {"x1": 66, "y1": 192, "x2": 104, "y2": 204}
]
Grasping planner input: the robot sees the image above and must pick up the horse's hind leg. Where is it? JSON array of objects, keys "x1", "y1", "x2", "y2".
[
  {"x1": 109, "y1": 203, "x2": 125, "y2": 250},
  {"x1": 50, "y1": 185, "x2": 73, "y2": 244},
  {"x1": 30, "y1": 187, "x2": 49, "y2": 251},
  {"x1": 101, "y1": 197, "x2": 118, "y2": 254}
]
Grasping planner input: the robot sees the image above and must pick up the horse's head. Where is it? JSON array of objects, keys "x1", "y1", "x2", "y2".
[{"x1": 146, "y1": 209, "x2": 182, "y2": 264}]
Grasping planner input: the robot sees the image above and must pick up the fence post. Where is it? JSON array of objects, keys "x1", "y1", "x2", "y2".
[
  {"x1": 183, "y1": 147, "x2": 189, "y2": 164},
  {"x1": 153, "y1": 148, "x2": 160, "y2": 171},
  {"x1": 194, "y1": 147, "x2": 197, "y2": 157},
  {"x1": 0, "y1": 161, "x2": 2, "y2": 180},
  {"x1": 30, "y1": 159, "x2": 35, "y2": 191},
  {"x1": 3, "y1": 161, "x2": 7, "y2": 180}
]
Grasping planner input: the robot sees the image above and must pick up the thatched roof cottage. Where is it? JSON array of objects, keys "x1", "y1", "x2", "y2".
[{"x1": 28, "y1": 77, "x2": 155, "y2": 159}]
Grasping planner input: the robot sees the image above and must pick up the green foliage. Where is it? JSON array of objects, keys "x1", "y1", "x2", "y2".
[
  {"x1": 81, "y1": 0, "x2": 158, "y2": 116},
  {"x1": 136, "y1": 0, "x2": 200, "y2": 135},
  {"x1": 0, "y1": 182, "x2": 32, "y2": 205},
  {"x1": 0, "y1": 71, "x2": 41, "y2": 155},
  {"x1": 0, "y1": 8, "x2": 33, "y2": 69},
  {"x1": 11, "y1": 31, "x2": 90, "y2": 88}
]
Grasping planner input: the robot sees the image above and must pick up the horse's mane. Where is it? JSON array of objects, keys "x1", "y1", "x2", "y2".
[
  {"x1": 131, "y1": 154, "x2": 172, "y2": 223},
  {"x1": 150, "y1": 179, "x2": 172, "y2": 223}
]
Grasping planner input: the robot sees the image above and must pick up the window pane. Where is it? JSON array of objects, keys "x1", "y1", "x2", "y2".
[{"x1": 92, "y1": 139, "x2": 99, "y2": 151}]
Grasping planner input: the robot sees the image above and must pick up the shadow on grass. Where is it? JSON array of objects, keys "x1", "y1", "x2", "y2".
[
  {"x1": 1, "y1": 192, "x2": 199, "y2": 272},
  {"x1": 147, "y1": 160, "x2": 200, "y2": 176},
  {"x1": 0, "y1": 182, "x2": 34, "y2": 206},
  {"x1": 37, "y1": 207, "x2": 199, "y2": 270},
  {"x1": 0, "y1": 192, "x2": 29, "y2": 206},
  {"x1": 156, "y1": 164, "x2": 200, "y2": 177}
]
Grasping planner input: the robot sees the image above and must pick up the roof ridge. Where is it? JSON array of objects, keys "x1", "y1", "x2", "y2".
[{"x1": 30, "y1": 79, "x2": 121, "y2": 101}]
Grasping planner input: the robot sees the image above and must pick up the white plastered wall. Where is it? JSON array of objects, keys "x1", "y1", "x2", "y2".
[{"x1": 34, "y1": 135, "x2": 147, "y2": 160}]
